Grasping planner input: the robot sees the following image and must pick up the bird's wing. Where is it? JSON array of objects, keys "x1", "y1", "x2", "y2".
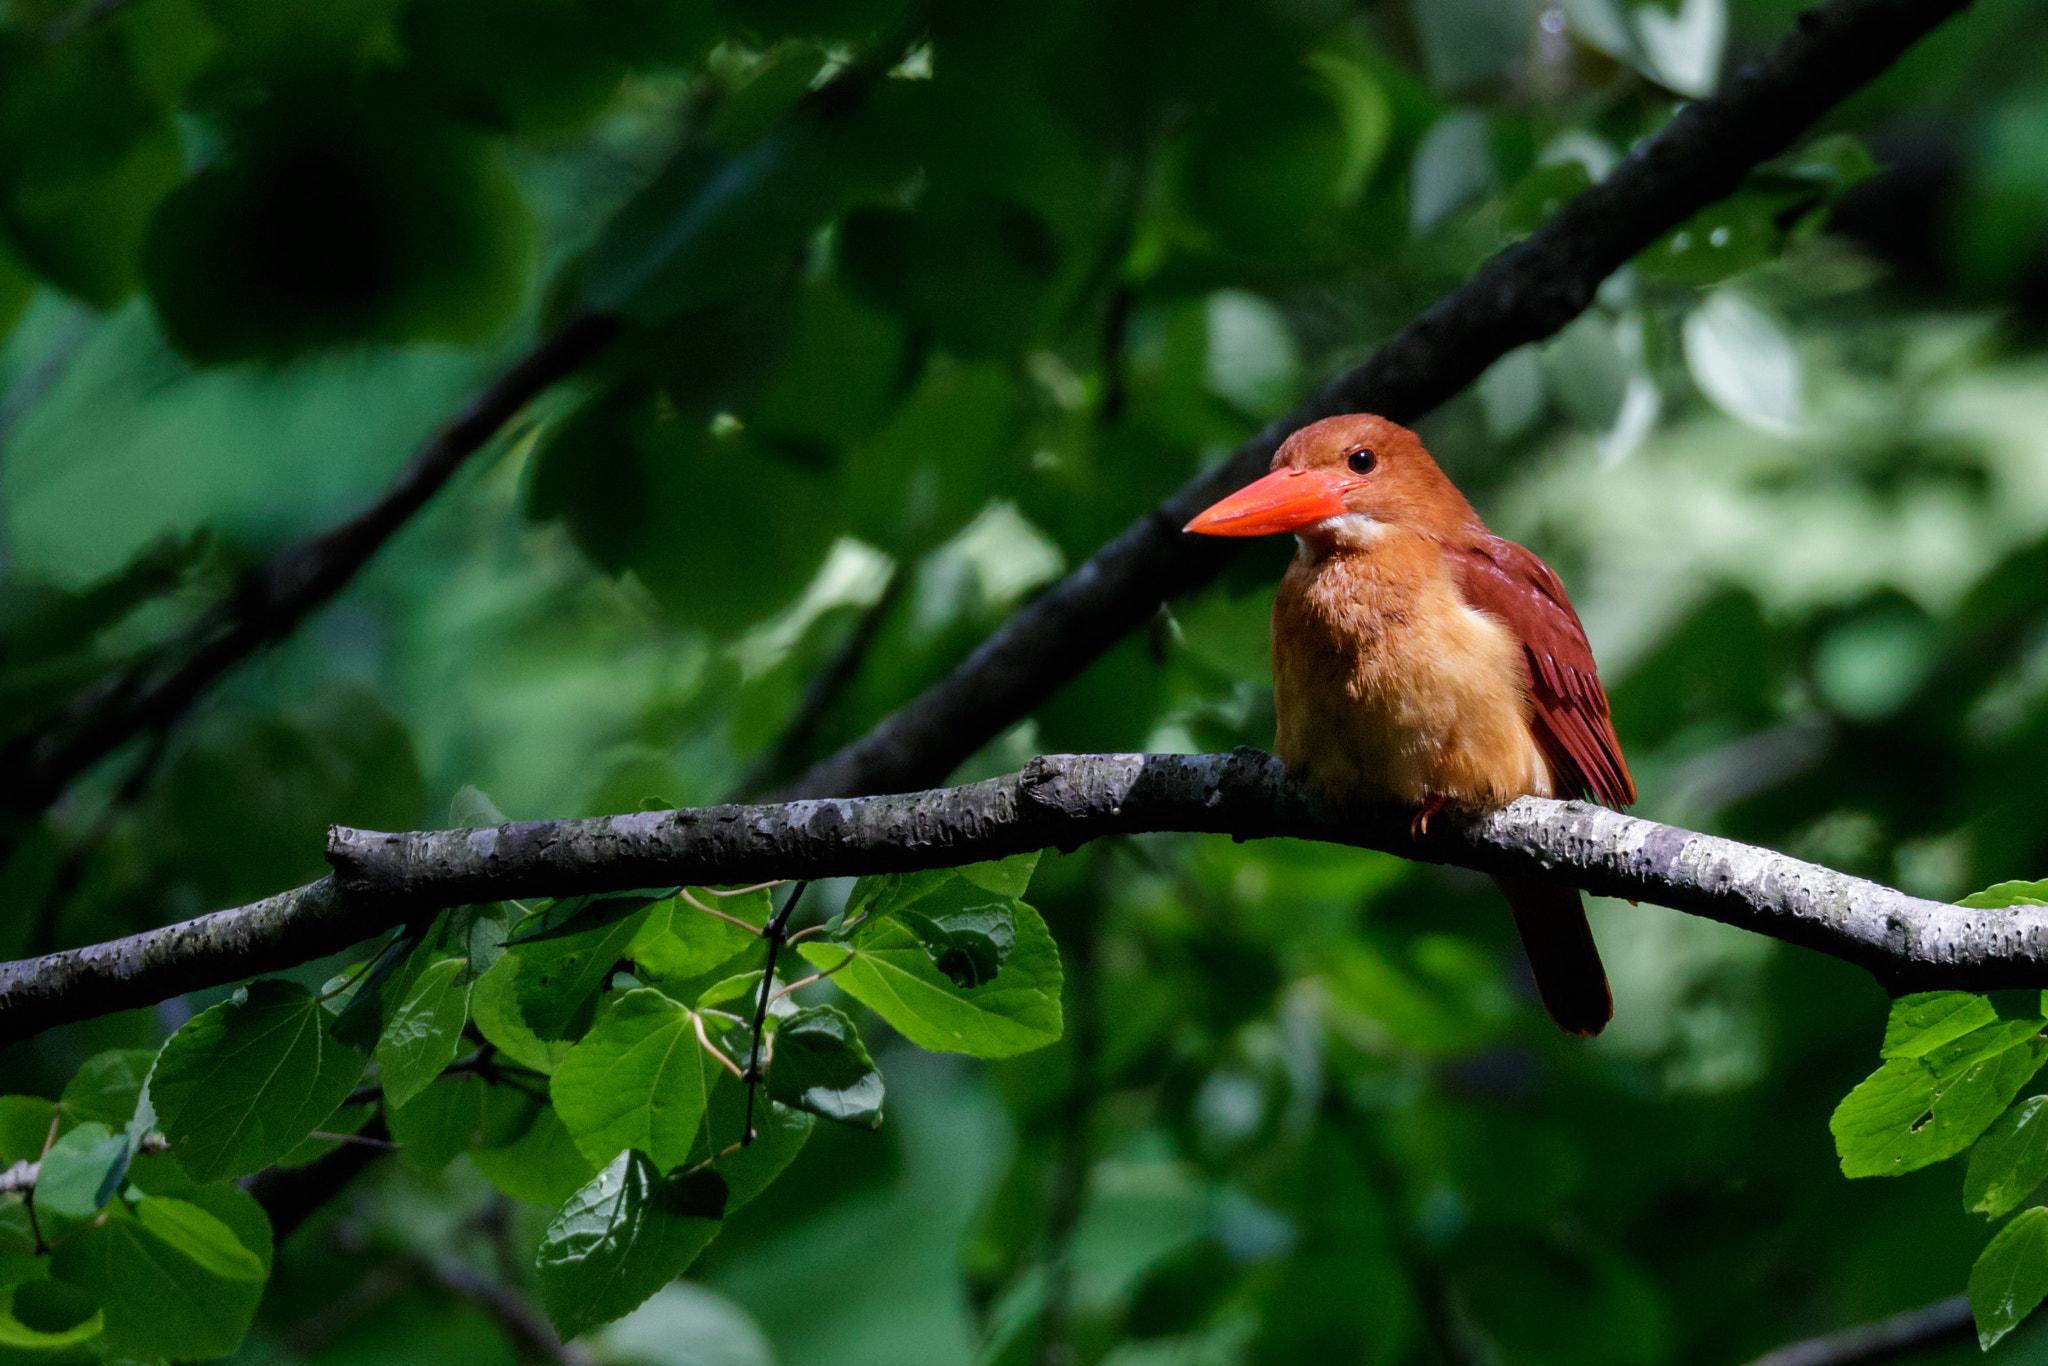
[{"x1": 1448, "y1": 536, "x2": 1635, "y2": 807}]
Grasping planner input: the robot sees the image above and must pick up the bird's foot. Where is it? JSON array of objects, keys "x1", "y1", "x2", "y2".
[{"x1": 1410, "y1": 793, "x2": 1449, "y2": 842}]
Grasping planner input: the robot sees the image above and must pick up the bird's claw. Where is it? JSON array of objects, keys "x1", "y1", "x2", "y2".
[{"x1": 1410, "y1": 794, "x2": 1448, "y2": 841}]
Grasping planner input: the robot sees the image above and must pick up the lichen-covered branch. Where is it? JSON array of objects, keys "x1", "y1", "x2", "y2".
[
  {"x1": 781, "y1": 0, "x2": 1972, "y2": 802},
  {"x1": 0, "y1": 750, "x2": 2035, "y2": 1043}
]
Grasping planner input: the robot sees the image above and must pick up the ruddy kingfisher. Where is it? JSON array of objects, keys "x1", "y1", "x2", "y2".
[{"x1": 1185, "y1": 413, "x2": 1634, "y2": 1036}]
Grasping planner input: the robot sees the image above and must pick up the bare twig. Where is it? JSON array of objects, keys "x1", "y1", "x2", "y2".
[
  {"x1": 680, "y1": 889, "x2": 764, "y2": 935},
  {"x1": 742, "y1": 882, "x2": 806, "y2": 1145},
  {"x1": 779, "y1": 0, "x2": 1974, "y2": 803},
  {"x1": 1738, "y1": 1294, "x2": 1973, "y2": 1366}
]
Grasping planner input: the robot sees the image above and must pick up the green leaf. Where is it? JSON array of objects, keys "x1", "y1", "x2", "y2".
[
  {"x1": 900, "y1": 893, "x2": 1016, "y2": 989},
  {"x1": 331, "y1": 923, "x2": 431, "y2": 1053},
  {"x1": 1635, "y1": 193, "x2": 1787, "y2": 285},
  {"x1": 150, "y1": 980, "x2": 366, "y2": 1182},
  {"x1": 1832, "y1": 1024, "x2": 2048, "y2": 1177},
  {"x1": 580, "y1": 117, "x2": 900, "y2": 322},
  {"x1": 0, "y1": 1099, "x2": 56, "y2": 1165},
  {"x1": 49, "y1": 1199, "x2": 264, "y2": 1359},
  {"x1": 956, "y1": 852, "x2": 1041, "y2": 898},
  {"x1": 472, "y1": 952, "x2": 573, "y2": 1074},
  {"x1": 768, "y1": 1005, "x2": 884, "y2": 1130},
  {"x1": 1973, "y1": 1206, "x2": 2048, "y2": 1350},
  {"x1": 1500, "y1": 160, "x2": 1592, "y2": 238},
  {"x1": 798, "y1": 900, "x2": 1062, "y2": 1058},
  {"x1": 132, "y1": 1197, "x2": 266, "y2": 1281},
  {"x1": 535, "y1": 1150, "x2": 725, "y2": 1339},
  {"x1": 471, "y1": 1105, "x2": 598, "y2": 1207},
  {"x1": 695, "y1": 971, "x2": 762, "y2": 1009},
  {"x1": 1883, "y1": 992, "x2": 2002, "y2": 1059},
  {"x1": 510, "y1": 904, "x2": 657, "y2": 1041},
  {"x1": 57, "y1": 1050, "x2": 154, "y2": 1130},
  {"x1": 386, "y1": 1074, "x2": 537, "y2": 1172},
  {"x1": 1967, "y1": 1096, "x2": 2048, "y2": 1218},
  {"x1": 1960, "y1": 881, "x2": 2048, "y2": 909},
  {"x1": 439, "y1": 902, "x2": 512, "y2": 984},
  {"x1": 34, "y1": 1122, "x2": 129, "y2": 1218},
  {"x1": 508, "y1": 890, "x2": 674, "y2": 946},
  {"x1": 630, "y1": 892, "x2": 764, "y2": 981},
  {"x1": 552, "y1": 989, "x2": 723, "y2": 1173},
  {"x1": 0, "y1": 1280, "x2": 103, "y2": 1350},
  {"x1": 375, "y1": 955, "x2": 472, "y2": 1108}
]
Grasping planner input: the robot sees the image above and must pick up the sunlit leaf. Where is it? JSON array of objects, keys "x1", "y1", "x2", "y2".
[
  {"x1": 1972, "y1": 1206, "x2": 2048, "y2": 1350},
  {"x1": 1833, "y1": 1024, "x2": 2048, "y2": 1178}
]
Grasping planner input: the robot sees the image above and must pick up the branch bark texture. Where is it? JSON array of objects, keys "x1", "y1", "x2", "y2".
[
  {"x1": 783, "y1": 0, "x2": 1972, "y2": 802},
  {"x1": 0, "y1": 310, "x2": 619, "y2": 824},
  {"x1": 0, "y1": 751, "x2": 2036, "y2": 1043}
]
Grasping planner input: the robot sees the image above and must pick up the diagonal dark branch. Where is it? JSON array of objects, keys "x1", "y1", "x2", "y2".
[
  {"x1": 779, "y1": 0, "x2": 1973, "y2": 803},
  {"x1": 0, "y1": 749, "x2": 2035, "y2": 1043},
  {"x1": 1737, "y1": 1293, "x2": 1973, "y2": 1366},
  {"x1": 0, "y1": 310, "x2": 620, "y2": 830}
]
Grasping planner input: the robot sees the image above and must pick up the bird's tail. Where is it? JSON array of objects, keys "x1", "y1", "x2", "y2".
[{"x1": 1492, "y1": 874, "x2": 1612, "y2": 1037}]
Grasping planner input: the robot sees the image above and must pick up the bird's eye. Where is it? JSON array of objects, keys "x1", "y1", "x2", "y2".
[{"x1": 1346, "y1": 448, "x2": 1377, "y2": 475}]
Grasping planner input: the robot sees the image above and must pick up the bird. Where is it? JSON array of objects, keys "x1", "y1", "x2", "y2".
[{"x1": 1183, "y1": 412, "x2": 1634, "y2": 1036}]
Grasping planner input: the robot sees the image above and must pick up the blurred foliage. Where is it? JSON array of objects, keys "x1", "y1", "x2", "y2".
[{"x1": 7, "y1": 0, "x2": 2048, "y2": 1361}]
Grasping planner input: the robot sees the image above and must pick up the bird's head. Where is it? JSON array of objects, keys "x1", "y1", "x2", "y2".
[{"x1": 1182, "y1": 413, "x2": 1477, "y2": 550}]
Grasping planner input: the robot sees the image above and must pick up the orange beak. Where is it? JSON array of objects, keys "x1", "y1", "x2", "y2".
[{"x1": 1183, "y1": 467, "x2": 1366, "y2": 537}]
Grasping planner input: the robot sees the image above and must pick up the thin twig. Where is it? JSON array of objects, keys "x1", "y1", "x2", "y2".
[
  {"x1": 767, "y1": 953, "x2": 852, "y2": 1007},
  {"x1": 691, "y1": 1011, "x2": 748, "y2": 1082},
  {"x1": 1738, "y1": 1293, "x2": 1973, "y2": 1366},
  {"x1": 306, "y1": 1131, "x2": 402, "y2": 1151},
  {"x1": 696, "y1": 881, "x2": 786, "y2": 897},
  {"x1": 742, "y1": 882, "x2": 807, "y2": 1145},
  {"x1": 680, "y1": 889, "x2": 764, "y2": 935}
]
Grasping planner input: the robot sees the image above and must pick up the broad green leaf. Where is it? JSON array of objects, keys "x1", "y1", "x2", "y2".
[
  {"x1": 376, "y1": 956, "x2": 472, "y2": 1108},
  {"x1": 133, "y1": 1198, "x2": 266, "y2": 1281},
  {"x1": 552, "y1": 989, "x2": 722, "y2": 1173},
  {"x1": 34, "y1": 1122, "x2": 129, "y2": 1218},
  {"x1": 511, "y1": 906, "x2": 657, "y2": 1040},
  {"x1": 1500, "y1": 160, "x2": 1592, "y2": 238},
  {"x1": 842, "y1": 868, "x2": 953, "y2": 925},
  {"x1": 696, "y1": 971, "x2": 762, "y2": 1009},
  {"x1": 631, "y1": 893, "x2": 764, "y2": 981},
  {"x1": 1883, "y1": 992, "x2": 2001, "y2": 1059},
  {"x1": 1967, "y1": 1096, "x2": 2048, "y2": 1218},
  {"x1": 1961, "y1": 881, "x2": 2048, "y2": 909},
  {"x1": 508, "y1": 890, "x2": 673, "y2": 946},
  {"x1": 1973, "y1": 1206, "x2": 2048, "y2": 1350},
  {"x1": 1833, "y1": 1025, "x2": 2048, "y2": 1177},
  {"x1": 0, "y1": 1282, "x2": 102, "y2": 1350},
  {"x1": 797, "y1": 901, "x2": 1062, "y2": 1058},
  {"x1": 50, "y1": 1200, "x2": 264, "y2": 1359},
  {"x1": 682, "y1": 1080, "x2": 811, "y2": 1210},
  {"x1": 768, "y1": 1006, "x2": 883, "y2": 1130},
  {"x1": 581, "y1": 117, "x2": 902, "y2": 322},
  {"x1": 900, "y1": 892, "x2": 1016, "y2": 989},
  {"x1": 956, "y1": 852, "x2": 1041, "y2": 898},
  {"x1": 58, "y1": 1050, "x2": 154, "y2": 1131},
  {"x1": 536, "y1": 1151, "x2": 726, "y2": 1339},
  {"x1": 472, "y1": 953, "x2": 574, "y2": 1074},
  {"x1": 0, "y1": 1099, "x2": 56, "y2": 1165},
  {"x1": 175, "y1": 1182, "x2": 275, "y2": 1278},
  {"x1": 472, "y1": 1105, "x2": 598, "y2": 1207},
  {"x1": 387, "y1": 1074, "x2": 538, "y2": 1172},
  {"x1": 151, "y1": 981, "x2": 366, "y2": 1182},
  {"x1": 0, "y1": 1203, "x2": 40, "y2": 1289},
  {"x1": 331, "y1": 924, "x2": 430, "y2": 1053},
  {"x1": 440, "y1": 902, "x2": 512, "y2": 983}
]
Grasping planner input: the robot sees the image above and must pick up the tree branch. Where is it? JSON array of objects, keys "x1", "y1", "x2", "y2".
[
  {"x1": 1738, "y1": 1293, "x2": 1973, "y2": 1366},
  {"x1": 780, "y1": 0, "x2": 1972, "y2": 802},
  {"x1": 0, "y1": 749, "x2": 2033, "y2": 1043},
  {"x1": 0, "y1": 310, "x2": 619, "y2": 827}
]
